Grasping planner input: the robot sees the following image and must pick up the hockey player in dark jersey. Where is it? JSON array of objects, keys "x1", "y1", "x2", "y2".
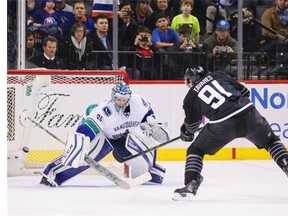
[{"x1": 172, "y1": 67, "x2": 288, "y2": 201}]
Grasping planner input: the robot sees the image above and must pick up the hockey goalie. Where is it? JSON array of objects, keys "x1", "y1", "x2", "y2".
[{"x1": 40, "y1": 82, "x2": 170, "y2": 187}]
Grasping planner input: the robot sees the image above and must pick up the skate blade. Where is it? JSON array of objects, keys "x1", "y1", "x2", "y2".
[{"x1": 172, "y1": 192, "x2": 194, "y2": 202}]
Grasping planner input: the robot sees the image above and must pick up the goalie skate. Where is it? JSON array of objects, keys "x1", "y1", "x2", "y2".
[
  {"x1": 172, "y1": 175, "x2": 203, "y2": 201},
  {"x1": 39, "y1": 176, "x2": 55, "y2": 187}
]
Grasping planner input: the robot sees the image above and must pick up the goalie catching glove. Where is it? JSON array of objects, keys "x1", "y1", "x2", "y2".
[
  {"x1": 180, "y1": 124, "x2": 194, "y2": 142},
  {"x1": 62, "y1": 131, "x2": 90, "y2": 168},
  {"x1": 140, "y1": 116, "x2": 170, "y2": 143}
]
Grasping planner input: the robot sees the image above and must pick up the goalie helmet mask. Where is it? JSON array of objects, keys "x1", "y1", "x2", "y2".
[
  {"x1": 184, "y1": 66, "x2": 205, "y2": 87},
  {"x1": 112, "y1": 82, "x2": 132, "y2": 112}
]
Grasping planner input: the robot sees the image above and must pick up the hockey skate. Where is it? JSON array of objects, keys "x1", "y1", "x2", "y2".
[
  {"x1": 172, "y1": 175, "x2": 203, "y2": 201},
  {"x1": 39, "y1": 176, "x2": 55, "y2": 187}
]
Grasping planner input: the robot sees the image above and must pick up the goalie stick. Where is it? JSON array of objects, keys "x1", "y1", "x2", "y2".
[
  {"x1": 25, "y1": 115, "x2": 151, "y2": 189},
  {"x1": 114, "y1": 127, "x2": 203, "y2": 163}
]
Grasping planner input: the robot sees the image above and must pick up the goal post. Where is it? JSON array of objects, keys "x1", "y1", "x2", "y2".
[{"x1": 7, "y1": 69, "x2": 129, "y2": 176}]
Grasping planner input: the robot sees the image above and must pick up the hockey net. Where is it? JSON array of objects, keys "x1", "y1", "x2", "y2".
[{"x1": 7, "y1": 69, "x2": 129, "y2": 176}]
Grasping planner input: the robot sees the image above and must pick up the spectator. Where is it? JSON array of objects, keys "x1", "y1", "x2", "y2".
[
  {"x1": 55, "y1": 0, "x2": 73, "y2": 12},
  {"x1": 88, "y1": 15, "x2": 126, "y2": 71},
  {"x1": 27, "y1": 0, "x2": 62, "y2": 40},
  {"x1": 134, "y1": 25, "x2": 154, "y2": 79},
  {"x1": 118, "y1": 1, "x2": 140, "y2": 79},
  {"x1": 118, "y1": 0, "x2": 138, "y2": 52},
  {"x1": 152, "y1": 13, "x2": 180, "y2": 79},
  {"x1": 152, "y1": 13, "x2": 180, "y2": 50},
  {"x1": 26, "y1": 31, "x2": 42, "y2": 61},
  {"x1": 27, "y1": 36, "x2": 66, "y2": 69},
  {"x1": 61, "y1": 0, "x2": 96, "y2": 37},
  {"x1": 174, "y1": 24, "x2": 201, "y2": 75},
  {"x1": 203, "y1": 20, "x2": 238, "y2": 76},
  {"x1": 227, "y1": 8, "x2": 255, "y2": 52},
  {"x1": 178, "y1": 24, "x2": 198, "y2": 52},
  {"x1": 27, "y1": 0, "x2": 61, "y2": 28},
  {"x1": 171, "y1": 0, "x2": 201, "y2": 45},
  {"x1": 8, "y1": 0, "x2": 17, "y2": 69},
  {"x1": 260, "y1": 0, "x2": 288, "y2": 52},
  {"x1": 147, "y1": 0, "x2": 176, "y2": 30},
  {"x1": 88, "y1": 15, "x2": 112, "y2": 69},
  {"x1": 243, "y1": 0, "x2": 260, "y2": 19},
  {"x1": 60, "y1": 22, "x2": 94, "y2": 69},
  {"x1": 204, "y1": 0, "x2": 230, "y2": 37},
  {"x1": 27, "y1": 0, "x2": 42, "y2": 16},
  {"x1": 131, "y1": 0, "x2": 153, "y2": 29},
  {"x1": 258, "y1": 0, "x2": 288, "y2": 76}
]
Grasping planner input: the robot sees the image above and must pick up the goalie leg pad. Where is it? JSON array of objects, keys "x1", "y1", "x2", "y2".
[
  {"x1": 124, "y1": 130, "x2": 166, "y2": 183},
  {"x1": 125, "y1": 134, "x2": 151, "y2": 178},
  {"x1": 88, "y1": 133, "x2": 113, "y2": 161},
  {"x1": 125, "y1": 131, "x2": 157, "y2": 179},
  {"x1": 62, "y1": 132, "x2": 90, "y2": 168}
]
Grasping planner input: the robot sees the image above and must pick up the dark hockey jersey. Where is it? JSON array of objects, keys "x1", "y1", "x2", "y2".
[{"x1": 183, "y1": 71, "x2": 253, "y2": 133}]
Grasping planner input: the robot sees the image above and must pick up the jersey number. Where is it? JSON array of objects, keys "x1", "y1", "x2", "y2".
[{"x1": 198, "y1": 80, "x2": 232, "y2": 109}]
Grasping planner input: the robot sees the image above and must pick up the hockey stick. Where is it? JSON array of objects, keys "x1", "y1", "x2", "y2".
[
  {"x1": 25, "y1": 115, "x2": 151, "y2": 189},
  {"x1": 113, "y1": 136, "x2": 181, "y2": 163},
  {"x1": 114, "y1": 127, "x2": 203, "y2": 163}
]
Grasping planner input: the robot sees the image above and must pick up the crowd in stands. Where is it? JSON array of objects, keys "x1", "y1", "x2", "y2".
[{"x1": 7, "y1": 0, "x2": 288, "y2": 79}]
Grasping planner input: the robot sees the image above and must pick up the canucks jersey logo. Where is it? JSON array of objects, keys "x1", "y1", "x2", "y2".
[{"x1": 102, "y1": 106, "x2": 112, "y2": 117}]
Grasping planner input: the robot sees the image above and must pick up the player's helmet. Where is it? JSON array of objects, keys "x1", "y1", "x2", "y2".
[
  {"x1": 184, "y1": 66, "x2": 205, "y2": 86},
  {"x1": 111, "y1": 82, "x2": 132, "y2": 111}
]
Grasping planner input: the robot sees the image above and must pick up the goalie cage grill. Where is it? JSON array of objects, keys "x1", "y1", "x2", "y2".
[{"x1": 7, "y1": 69, "x2": 129, "y2": 177}]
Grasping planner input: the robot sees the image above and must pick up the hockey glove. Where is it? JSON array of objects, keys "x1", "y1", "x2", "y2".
[{"x1": 180, "y1": 124, "x2": 194, "y2": 142}]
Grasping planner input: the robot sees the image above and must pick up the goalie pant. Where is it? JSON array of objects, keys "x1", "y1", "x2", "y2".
[{"x1": 42, "y1": 132, "x2": 166, "y2": 186}]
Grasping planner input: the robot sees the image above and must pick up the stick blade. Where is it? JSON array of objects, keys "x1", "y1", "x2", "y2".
[
  {"x1": 125, "y1": 173, "x2": 152, "y2": 189},
  {"x1": 84, "y1": 155, "x2": 131, "y2": 189}
]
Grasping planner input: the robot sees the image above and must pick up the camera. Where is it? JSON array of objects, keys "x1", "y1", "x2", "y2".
[
  {"x1": 140, "y1": 35, "x2": 148, "y2": 42},
  {"x1": 125, "y1": 11, "x2": 133, "y2": 17},
  {"x1": 217, "y1": 46, "x2": 227, "y2": 53},
  {"x1": 186, "y1": 37, "x2": 190, "y2": 42}
]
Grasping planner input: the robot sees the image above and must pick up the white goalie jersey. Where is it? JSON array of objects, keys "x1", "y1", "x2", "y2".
[{"x1": 87, "y1": 94, "x2": 152, "y2": 139}]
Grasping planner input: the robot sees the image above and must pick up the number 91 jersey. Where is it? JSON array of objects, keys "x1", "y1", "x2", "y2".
[{"x1": 183, "y1": 71, "x2": 252, "y2": 124}]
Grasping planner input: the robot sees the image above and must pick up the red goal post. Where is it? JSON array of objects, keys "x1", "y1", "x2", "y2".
[{"x1": 7, "y1": 69, "x2": 129, "y2": 176}]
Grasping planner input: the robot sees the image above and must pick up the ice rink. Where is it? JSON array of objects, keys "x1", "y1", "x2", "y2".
[{"x1": 7, "y1": 160, "x2": 288, "y2": 216}]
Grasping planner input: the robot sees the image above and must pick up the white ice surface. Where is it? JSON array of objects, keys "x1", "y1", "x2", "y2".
[{"x1": 7, "y1": 160, "x2": 288, "y2": 216}]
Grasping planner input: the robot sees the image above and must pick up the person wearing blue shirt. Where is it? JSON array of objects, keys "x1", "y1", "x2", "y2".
[{"x1": 151, "y1": 13, "x2": 180, "y2": 79}]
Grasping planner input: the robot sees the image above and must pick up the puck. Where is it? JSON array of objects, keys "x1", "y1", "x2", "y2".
[{"x1": 22, "y1": 146, "x2": 30, "y2": 153}]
